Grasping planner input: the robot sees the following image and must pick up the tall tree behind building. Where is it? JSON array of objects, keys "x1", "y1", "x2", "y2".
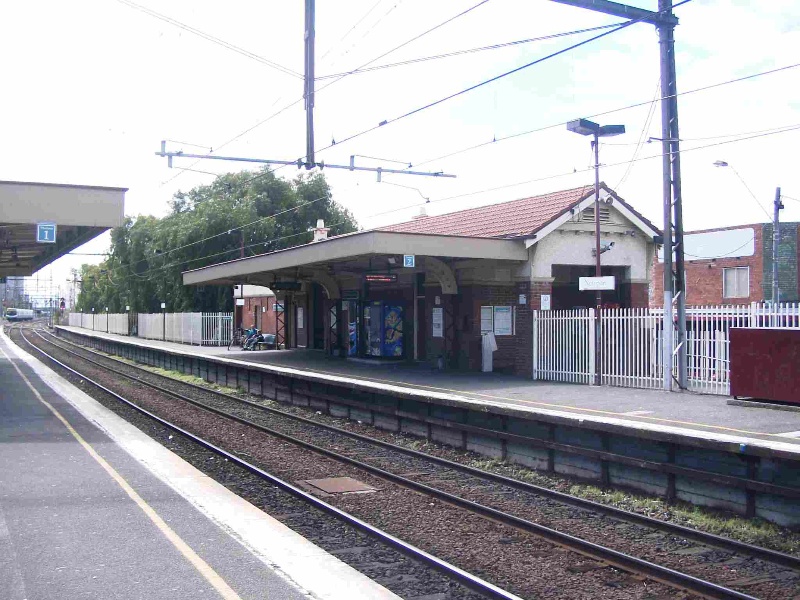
[{"x1": 76, "y1": 169, "x2": 358, "y2": 313}]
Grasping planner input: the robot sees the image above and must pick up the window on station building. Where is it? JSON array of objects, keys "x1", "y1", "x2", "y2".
[{"x1": 722, "y1": 267, "x2": 749, "y2": 298}]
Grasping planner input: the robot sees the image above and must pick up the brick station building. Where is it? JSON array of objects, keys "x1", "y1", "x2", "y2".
[
  {"x1": 651, "y1": 222, "x2": 800, "y2": 306},
  {"x1": 184, "y1": 183, "x2": 660, "y2": 377}
]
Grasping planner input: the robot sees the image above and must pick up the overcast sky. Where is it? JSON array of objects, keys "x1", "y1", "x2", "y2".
[{"x1": 3, "y1": 0, "x2": 798, "y2": 300}]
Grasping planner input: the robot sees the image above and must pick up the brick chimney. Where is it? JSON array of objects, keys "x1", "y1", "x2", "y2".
[{"x1": 412, "y1": 205, "x2": 429, "y2": 220}]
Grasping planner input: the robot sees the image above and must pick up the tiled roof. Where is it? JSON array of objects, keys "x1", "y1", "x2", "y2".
[{"x1": 378, "y1": 184, "x2": 595, "y2": 239}]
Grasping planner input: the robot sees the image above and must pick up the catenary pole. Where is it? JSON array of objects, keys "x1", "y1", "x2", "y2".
[
  {"x1": 593, "y1": 133, "x2": 602, "y2": 386},
  {"x1": 304, "y1": 0, "x2": 316, "y2": 168},
  {"x1": 658, "y1": 0, "x2": 688, "y2": 390},
  {"x1": 773, "y1": 186, "x2": 783, "y2": 303}
]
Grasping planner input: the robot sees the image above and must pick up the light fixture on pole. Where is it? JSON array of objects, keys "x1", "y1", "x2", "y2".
[
  {"x1": 714, "y1": 160, "x2": 782, "y2": 303},
  {"x1": 567, "y1": 118, "x2": 626, "y2": 385}
]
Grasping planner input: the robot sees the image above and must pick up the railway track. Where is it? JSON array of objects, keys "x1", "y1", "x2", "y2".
[{"x1": 17, "y1": 326, "x2": 800, "y2": 599}]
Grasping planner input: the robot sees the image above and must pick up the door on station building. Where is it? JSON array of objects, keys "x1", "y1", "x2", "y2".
[
  {"x1": 254, "y1": 305, "x2": 261, "y2": 330},
  {"x1": 416, "y1": 273, "x2": 427, "y2": 361},
  {"x1": 312, "y1": 283, "x2": 325, "y2": 349}
]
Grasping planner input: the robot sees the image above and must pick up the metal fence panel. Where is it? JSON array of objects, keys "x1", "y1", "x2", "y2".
[{"x1": 532, "y1": 303, "x2": 800, "y2": 395}]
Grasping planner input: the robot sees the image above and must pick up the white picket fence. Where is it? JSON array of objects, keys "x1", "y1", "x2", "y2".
[
  {"x1": 67, "y1": 311, "x2": 233, "y2": 346},
  {"x1": 533, "y1": 303, "x2": 800, "y2": 395}
]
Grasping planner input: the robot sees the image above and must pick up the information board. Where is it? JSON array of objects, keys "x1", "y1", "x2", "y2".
[
  {"x1": 480, "y1": 306, "x2": 493, "y2": 333},
  {"x1": 493, "y1": 306, "x2": 513, "y2": 336},
  {"x1": 432, "y1": 307, "x2": 443, "y2": 338}
]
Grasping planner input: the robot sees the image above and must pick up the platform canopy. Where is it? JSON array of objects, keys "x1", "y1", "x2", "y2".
[
  {"x1": 0, "y1": 180, "x2": 126, "y2": 277},
  {"x1": 183, "y1": 230, "x2": 529, "y2": 292}
]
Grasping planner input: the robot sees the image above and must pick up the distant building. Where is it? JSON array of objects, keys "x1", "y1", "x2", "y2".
[
  {"x1": 1, "y1": 276, "x2": 28, "y2": 308},
  {"x1": 651, "y1": 222, "x2": 800, "y2": 306}
]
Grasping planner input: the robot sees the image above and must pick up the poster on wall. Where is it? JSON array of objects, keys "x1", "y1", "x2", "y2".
[
  {"x1": 383, "y1": 305, "x2": 404, "y2": 356},
  {"x1": 432, "y1": 307, "x2": 444, "y2": 338},
  {"x1": 493, "y1": 306, "x2": 513, "y2": 335},
  {"x1": 480, "y1": 306, "x2": 493, "y2": 333},
  {"x1": 297, "y1": 306, "x2": 304, "y2": 329}
]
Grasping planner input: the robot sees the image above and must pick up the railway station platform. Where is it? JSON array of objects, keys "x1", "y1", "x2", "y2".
[
  {"x1": 0, "y1": 328, "x2": 399, "y2": 600},
  {"x1": 54, "y1": 325, "x2": 800, "y2": 451},
  {"x1": 45, "y1": 326, "x2": 800, "y2": 526}
]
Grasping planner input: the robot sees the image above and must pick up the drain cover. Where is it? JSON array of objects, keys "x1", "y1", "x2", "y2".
[{"x1": 303, "y1": 476, "x2": 376, "y2": 494}]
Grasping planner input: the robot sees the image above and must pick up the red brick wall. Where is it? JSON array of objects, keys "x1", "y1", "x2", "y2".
[
  {"x1": 241, "y1": 296, "x2": 278, "y2": 334},
  {"x1": 630, "y1": 283, "x2": 649, "y2": 308},
  {"x1": 455, "y1": 282, "x2": 533, "y2": 377},
  {"x1": 529, "y1": 280, "x2": 553, "y2": 310},
  {"x1": 651, "y1": 226, "x2": 764, "y2": 306}
]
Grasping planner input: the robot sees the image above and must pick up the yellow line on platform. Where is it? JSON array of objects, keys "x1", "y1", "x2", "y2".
[{"x1": 0, "y1": 345, "x2": 243, "y2": 600}]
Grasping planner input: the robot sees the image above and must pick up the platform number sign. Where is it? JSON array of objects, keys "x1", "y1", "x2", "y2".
[
  {"x1": 37, "y1": 222, "x2": 57, "y2": 244},
  {"x1": 403, "y1": 255, "x2": 415, "y2": 268}
]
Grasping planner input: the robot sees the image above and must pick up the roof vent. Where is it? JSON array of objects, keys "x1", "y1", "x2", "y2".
[
  {"x1": 582, "y1": 206, "x2": 611, "y2": 224},
  {"x1": 311, "y1": 219, "x2": 330, "y2": 242}
]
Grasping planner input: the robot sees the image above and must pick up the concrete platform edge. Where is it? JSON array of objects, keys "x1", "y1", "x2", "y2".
[
  {"x1": 2, "y1": 328, "x2": 401, "y2": 600},
  {"x1": 55, "y1": 326, "x2": 800, "y2": 458}
]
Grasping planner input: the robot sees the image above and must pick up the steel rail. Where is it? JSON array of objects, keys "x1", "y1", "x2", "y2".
[
  {"x1": 18, "y1": 329, "x2": 523, "y2": 600},
  {"x1": 39, "y1": 328, "x2": 800, "y2": 571},
  {"x1": 30, "y1": 330, "x2": 761, "y2": 600}
]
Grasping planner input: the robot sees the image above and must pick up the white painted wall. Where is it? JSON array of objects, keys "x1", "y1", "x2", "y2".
[{"x1": 529, "y1": 208, "x2": 652, "y2": 281}]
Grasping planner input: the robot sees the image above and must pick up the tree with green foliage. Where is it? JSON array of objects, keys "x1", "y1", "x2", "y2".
[{"x1": 75, "y1": 169, "x2": 358, "y2": 313}]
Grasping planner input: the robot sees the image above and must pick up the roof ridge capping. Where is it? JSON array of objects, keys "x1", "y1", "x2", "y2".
[{"x1": 376, "y1": 183, "x2": 659, "y2": 240}]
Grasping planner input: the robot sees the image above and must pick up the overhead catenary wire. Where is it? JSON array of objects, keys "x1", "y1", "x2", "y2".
[
  {"x1": 160, "y1": 0, "x2": 485, "y2": 187},
  {"x1": 115, "y1": 0, "x2": 303, "y2": 79},
  {"x1": 314, "y1": 0, "x2": 694, "y2": 156},
  {"x1": 410, "y1": 61, "x2": 800, "y2": 170},
  {"x1": 318, "y1": 0, "x2": 387, "y2": 64},
  {"x1": 114, "y1": 121, "x2": 800, "y2": 287},
  {"x1": 315, "y1": 22, "x2": 624, "y2": 80},
  {"x1": 615, "y1": 80, "x2": 660, "y2": 190}
]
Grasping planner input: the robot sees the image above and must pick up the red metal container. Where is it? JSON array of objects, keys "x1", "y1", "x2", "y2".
[{"x1": 730, "y1": 328, "x2": 800, "y2": 404}]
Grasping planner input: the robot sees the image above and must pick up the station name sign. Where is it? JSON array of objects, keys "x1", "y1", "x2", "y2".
[
  {"x1": 365, "y1": 273, "x2": 397, "y2": 283},
  {"x1": 271, "y1": 281, "x2": 302, "y2": 291},
  {"x1": 579, "y1": 276, "x2": 615, "y2": 291}
]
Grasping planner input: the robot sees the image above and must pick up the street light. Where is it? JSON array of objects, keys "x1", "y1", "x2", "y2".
[
  {"x1": 567, "y1": 118, "x2": 625, "y2": 385},
  {"x1": 714, "y1": 160, "x2": 782, "y2": 303}
]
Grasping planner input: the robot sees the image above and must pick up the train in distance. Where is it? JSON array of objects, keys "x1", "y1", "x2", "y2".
[{"x1": 4, "y1": 308, "x2": 35, "y2": 321}]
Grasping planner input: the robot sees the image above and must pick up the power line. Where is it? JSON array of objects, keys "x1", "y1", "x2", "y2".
[
  {"x1": 318, "y1": 0, "x2": 386, "y2": 64},
  {"x1": 615, "y1": 80, "x2": 660, "y2": 190},
  {"x1": 410, "y1": 61, "x2": 800, "y2": 169},
  {"x1": 160, "y1": 0, "x2": 483, "y2": 187},
  {"x1": 316, "y1": 2, "x2": 696, "y2": 155},
  {"x1": 316, "y1": 23, "x2": 623, "y2": 79},
  {"x1": 115, "y1": 0, "x2": 303, "y2": 79},
  {"x1": 360, "y1": 123, "x2": 800, "y2": 223}
]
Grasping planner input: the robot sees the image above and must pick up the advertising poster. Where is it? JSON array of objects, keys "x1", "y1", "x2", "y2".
[{"x1": 383, "y1": 305, "x2": 404, "y2": 356}]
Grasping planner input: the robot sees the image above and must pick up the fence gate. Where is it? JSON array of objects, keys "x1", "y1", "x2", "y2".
[{"x1": 532, "y1": 309, "x2": 595, "y2": 384}]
